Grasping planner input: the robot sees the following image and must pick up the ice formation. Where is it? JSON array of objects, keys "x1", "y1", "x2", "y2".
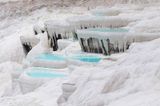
[
  {"x1": 44, "y1": 11, "x2": 131, "y2": 52},
  {"x1": 20, "y1": 36, "x2": 40, "y2": 55},
  {"x1": 77, "y1": 28, "x2": 160, "y2": 55},
  {"x1": 44, "y1": 20, "x2": 74, "y2": 51},
  {"x1": 67, "y1": 15, "x2": 130, "y2": 30},
  {"x1": 2, "y1": 1, "x2": 160, "y2": 106},
  {"x1": 26, "y1": 32, "x2": 50, "y2": 59},
  {"x1": 60, "y1": 37, "x2": 160, "y2": 106},
  {"x1": 90, "y1": 7, "x2": 121, "y2": 16},
  {"x1": 33, "y1": 24, "x2": 45, "y2": 35}
]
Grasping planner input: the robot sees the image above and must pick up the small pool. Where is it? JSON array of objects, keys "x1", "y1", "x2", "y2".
[
  {"x1": 27, "y1": 71, "x2": 66, "y2": 78},
  {"x1": 35, "y1": 53, "x2": 101, "y2": 63},
  {"x1": 71, "y1": 55, "x2": 101, "y2": 63},
  {"x1": 88, "y1": 28, "x2": 129, "y2": 33},
  {"x1": 24, "y1": 67, "x2": 67, "y2": 78},
  {"x1": 35, "y1": 53, "x2": 65, "y2": 61}
]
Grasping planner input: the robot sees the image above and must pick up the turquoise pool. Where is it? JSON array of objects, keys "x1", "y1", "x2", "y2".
[
  {"x1": 35, "y1": 53, "x2": 65, "y2": 61},
  {"x1": 27, "y1": 71, "x2": 66, "y2": 78},
  {"x1": 27, "y1": 72, "x2": 66, "y2": 78},
  {"x1": 88, "y1": 28, "x2": 129, "y2": 32},
  {"x1": 72, "y1": 55, "x2": 101, "y2": 63},
  {"x1": 35, "y1": 53, "x2": 101, "y2": 63}
]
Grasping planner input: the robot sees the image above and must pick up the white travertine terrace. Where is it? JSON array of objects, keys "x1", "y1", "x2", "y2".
[
  {"x1": 90, "y1": 7, "x2": 121, "y2": 16},
  {"x1": 67, "y1": 15, "x2": 131, "y2": 29},
  {"x1": 77, "y1": 28, "x2": 160, "y2": 55}
]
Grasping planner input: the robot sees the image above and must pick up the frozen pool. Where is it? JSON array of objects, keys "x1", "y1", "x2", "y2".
[
  {"x1": 71, "y1": 55, "x2": 101, "y2": 63},
  {"x1": 25, "y1": 67, "x2": 67, "y2": 78},
  {"x1": 88, "y1": 28, "x2": 129, "y2": 32},
  {"x1": 35, "y1": 53, "x2": 101, "y2": 63},
  {"x1": 35, "y1": 53, "x2": 65, "y2": 61},
  {"x1": 27, "y1": 71, "x2": 66, "y2": 78}
]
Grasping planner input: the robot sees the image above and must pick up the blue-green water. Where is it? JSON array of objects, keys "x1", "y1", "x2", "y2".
[
  {"x1": 25, "y1": 67, "x2": 67, "y2": 78},
  {"x1": 88, "y1": 28, "x2": 129, "y2": 32},
  {"x1": 35, "y1": 53, "x2": 101, "y2": 63},
  {"x1": 71, "y1": 55, "x2": 101, "y2": 63},
  {"x1": 35, "y1": 53, "x2": 65, "y2": 61},
  {"x1": 27, "y1": 71, "x2": 66, "y2": 78}
]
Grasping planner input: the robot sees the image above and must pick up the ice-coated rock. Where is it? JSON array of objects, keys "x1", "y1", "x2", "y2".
[
  {"x1": 58, "y1": 39, "x2": 73, "y2": 50},
  {"x1": 62, "y1": 83, "x2": 76, "y2": 93},
  {"x1": 26, "y1": 32, "x2": 50, "y2": 60}
]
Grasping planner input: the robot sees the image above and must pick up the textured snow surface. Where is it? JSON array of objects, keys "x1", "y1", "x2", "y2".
[
  {"x1": 1, "y1": 2, "x2": 160, "y2": 106},
  {"x1": 62, "y1": 38, "x2": 160, "y2": 106},
  {"x1": 0, "y1": 35, "x2": 24, "y2": 63}
]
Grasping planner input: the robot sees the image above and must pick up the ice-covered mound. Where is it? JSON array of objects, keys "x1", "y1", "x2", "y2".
[
  {"x1": 0, "y1": 79, "x2": 64, "y2": 106},
  {"x1": 0, "y1": 62, "x2": 22, "y2": 97},
  {"x1": 0, "y1": 35, "x2": 25, "y2": 63},
  {"x1": 26, "y1": 32, "x2": 50, "y2": 60},
  {"x1": 61, "y1": 38, "x2": 160, "y2": 106}
]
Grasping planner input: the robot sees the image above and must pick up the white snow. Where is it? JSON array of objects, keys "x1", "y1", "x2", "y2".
[{"x1": 1, "y1": 2, "x2": 160, "y2": 106}]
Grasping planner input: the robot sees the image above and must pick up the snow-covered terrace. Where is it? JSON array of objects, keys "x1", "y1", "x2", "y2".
[
  {"x1": 44, "y1": 15, "x2": 131, "y2": 51},
  {"x1": 67, "y1": 15, "x2": 131, "y2": 29},
  {"x1": 44, "y1": 20, "x2": 74, "y2": 38},
  {"x1": 44, "y1": 20, "x2": 74, "y2": 51},
  {"x1": 90, "y1": 7, "x2": 121, "y2": 16},
  {"x1": 20, "y1": 36, "x2": 40, "y2": 55},
  {"x1": 77, "y1": 28, "x2": 160, "y2": 55}
]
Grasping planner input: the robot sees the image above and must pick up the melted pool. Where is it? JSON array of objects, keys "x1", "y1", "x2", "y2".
[
  {"x1": 35, "y1": 53, "x2": 101, "y2": 63},
  {"x1": 25, "y1": 67, "x2": 67, "y2": 78},
  {"x1": 27, "y1": 71, "x2": 66, "y2": 78},
  {"x1": 72, "y1": 55, "x2": 101, "y2": 63},
  {"x1": 35, "y1": 53, "x2": 65, "y2": 61}
]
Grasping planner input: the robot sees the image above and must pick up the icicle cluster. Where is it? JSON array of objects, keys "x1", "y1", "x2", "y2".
[
  {"x1": 77, "y1": 28, "x2": 160, "y2": 55},
  {"x1": 20, "y1": 36, "x2": 40, "y2": 55},
  {"x1": 44, "y1": 20, "x2": 74, "y2": 51}
]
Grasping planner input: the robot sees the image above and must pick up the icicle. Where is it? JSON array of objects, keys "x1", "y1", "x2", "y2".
[
  {"x1": 126, "y1": 41, "x2": 130, "y2": 50},
  {"x1": 87, "y1": 38, "x2": 91, "y2": 52},
  {"x1": 116, "y1": 41, "x2": 120, "y2": 53},
  {"x1": 73, "y1": 32, "x2": 78, "y2": 40},
  {"x1": 80, "y1": 38, "x2": 86, "y2": 52},
  {"x1": 79, "y1": 38, "x2": 84, "y2": 51},
  {"x1": 107, "y1": 39, "x2": 111, "y2": 55},
  {"x1": 100, "y1": 40, "x2": 108, "y2": 55},
  {"x1": 58, "y1": 34, "x2": 62, "y2": 39}
]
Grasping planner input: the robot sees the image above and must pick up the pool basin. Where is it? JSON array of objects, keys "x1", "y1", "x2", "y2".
[
  {"x1": 70, "y1": 55, "x2": 102, "y2": 63},
  {"x1": 31, "y1": 53, "x2": 67, "y2": 68},
  {"x1": 19, "y1": 67, "x2": 68, "y2": 93},
  {"x1": 35, "y1": 53, "x2": 65, "y2": 61}
]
